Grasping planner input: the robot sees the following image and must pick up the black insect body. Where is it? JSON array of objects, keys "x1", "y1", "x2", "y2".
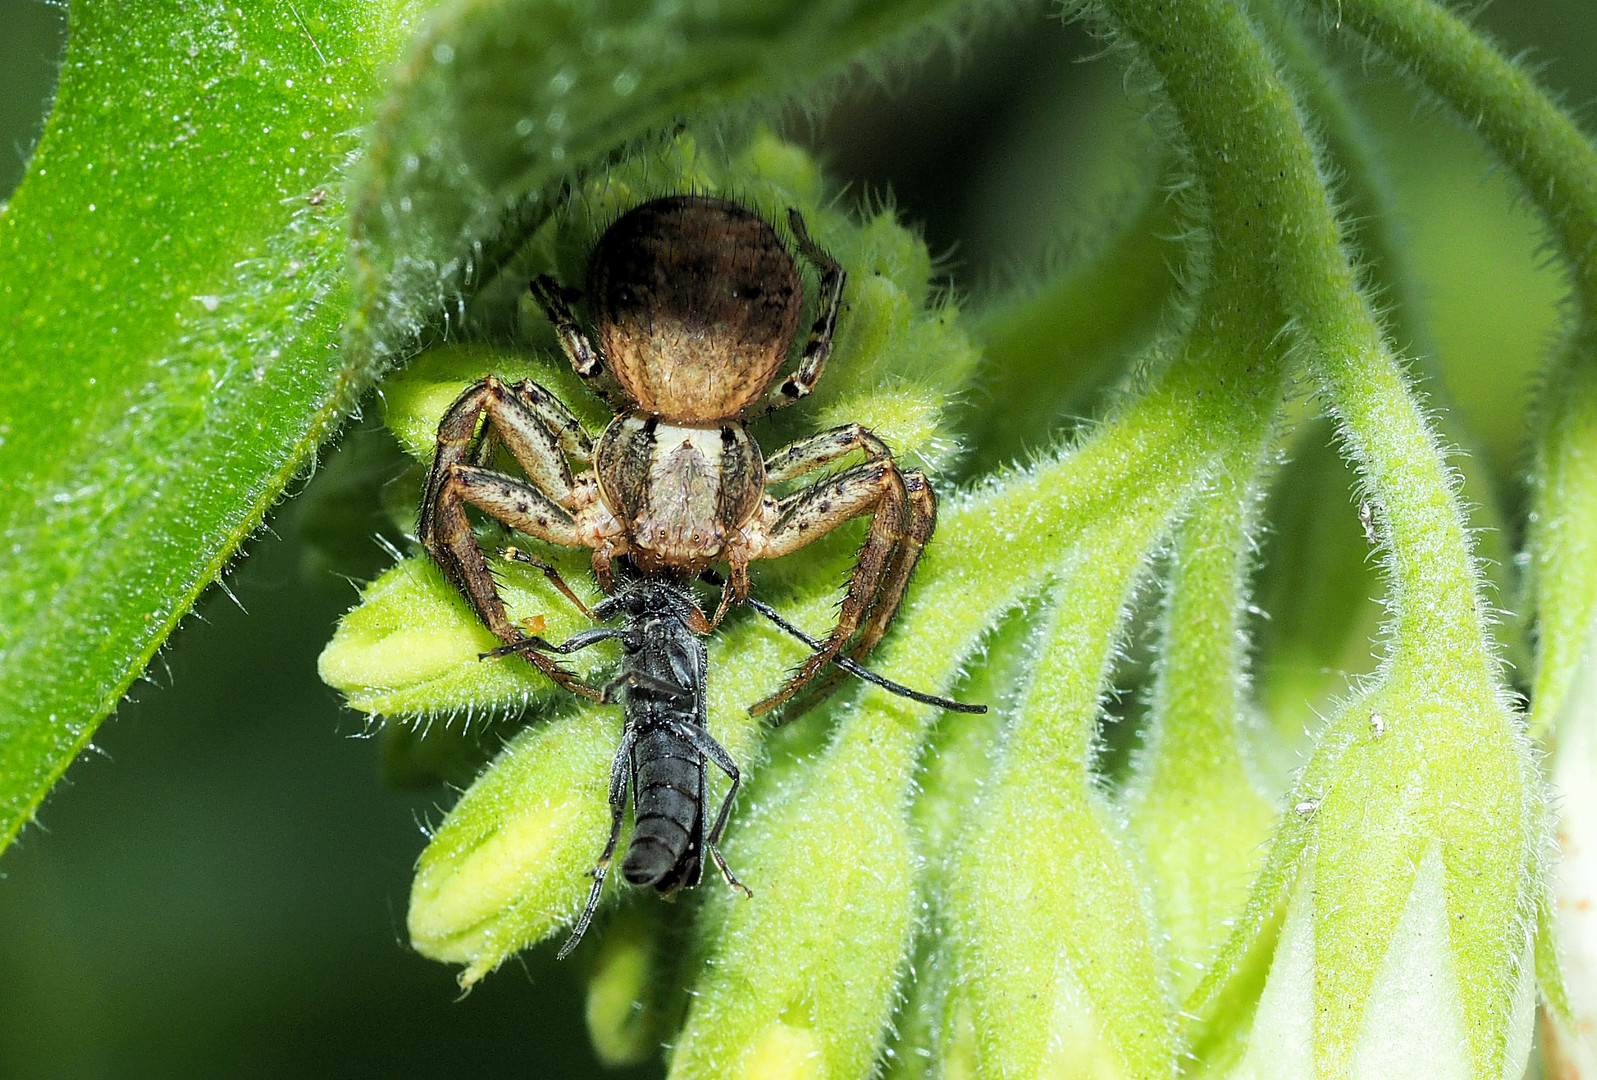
[
  {"x1": 491, "y1": 566, "x2": 749, "y2": 958},
  {"x1": 488, "y1": 552, "x2": 984, "y2": 958}
]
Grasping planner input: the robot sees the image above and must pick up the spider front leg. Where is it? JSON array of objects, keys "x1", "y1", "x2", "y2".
[
  {"x1": 775, "y1": 471, "x2": 937, "y2": 720},
  {"x1": 419, "y1": 376, "x2": 602, "y2": 700},
  {"x1": 747, "y1": 434, "x2": 934, "y2": 718},
  {"x1": 420, "y1": 375, "x2": 592, "y2": 524}
]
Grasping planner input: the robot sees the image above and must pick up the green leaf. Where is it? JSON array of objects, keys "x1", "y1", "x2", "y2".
[
  {"x1": 0, "y1": 0, "x2": 988, "y2": 853},
  {"x1": 345, "y1": 0, "x2": 992, "y2": 374},
  {"x1": 0, "y1": 0, "x2": 413, "y2": 846}
]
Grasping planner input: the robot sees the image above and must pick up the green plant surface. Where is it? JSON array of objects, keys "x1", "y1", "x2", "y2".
[
  {"x1": 0, "y1": 0, "x2": 997, "y2": 853},
  {"x1": 344, "y1": 0, "x2": 1000, "y2": 386},
  {"x1": 5, "y1": 0, "x2": 1597, "y2": 1076},
  {"x1": 0, "y1": 0, "x2": 420, "y2": 847},
  {"x1": 1086, "y1": 1, "x2": 1541, "y2": 1074},
  {"x1": 1123, "y1": 453, "x2": 1277, "y2": 999}
]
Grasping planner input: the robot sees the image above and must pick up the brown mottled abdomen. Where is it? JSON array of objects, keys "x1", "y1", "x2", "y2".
[{"x1": 587, "y1": 196, "x2": 803, "y2": 423}]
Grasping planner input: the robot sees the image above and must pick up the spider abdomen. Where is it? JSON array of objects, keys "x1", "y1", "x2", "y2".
[{"x1": 587, "y1": 196, "x2": 803, "y2": 422}]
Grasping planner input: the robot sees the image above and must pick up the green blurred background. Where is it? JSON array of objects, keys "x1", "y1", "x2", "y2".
[{"x1": 0, "y1": 0, "x2": 1591, "y2": 1075}]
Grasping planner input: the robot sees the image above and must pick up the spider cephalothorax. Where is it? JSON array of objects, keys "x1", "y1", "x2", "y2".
[{"x1": 419, "y1": 194, "x2": 937, "y2": 716}]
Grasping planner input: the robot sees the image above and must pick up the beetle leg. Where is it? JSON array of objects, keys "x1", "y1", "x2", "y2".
[
  {"x1": 559, "y1": 725, "x2": 639, "y2": 960},
  {"x1": 483, "y1": 626, "x2": 636, "y2": 660},
  {"x1": 760, "y1": 210, "x2": 846, "y2": 414},
  {"x1": 669, "y1": 722, "x2": 753, "y2": 898},
  {"x1": 602, "y1": 670, "x2": 694, "y2": 705},
  {"x1": 529, "y1": 275, "x2": 630, "y2": 411},
  {"x1": 747, "y1": 458, "x2": 911, "y2": 718}
]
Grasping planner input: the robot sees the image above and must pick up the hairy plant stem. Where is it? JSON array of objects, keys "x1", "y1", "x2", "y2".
[
  {"x1": 1298, "y1": 0, "x2": 1597, "y2": 306},
  {"x1": 1126, "y1": 435, "x2": 1278, "y2": 998},
  {"x1": 1090, "y1": 0, "x2": 1535, "y2": 1076}
]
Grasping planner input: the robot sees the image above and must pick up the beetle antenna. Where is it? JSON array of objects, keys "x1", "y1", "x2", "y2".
[{"x1": 700, "y1": 571, "x2": 986, "y2": 714}]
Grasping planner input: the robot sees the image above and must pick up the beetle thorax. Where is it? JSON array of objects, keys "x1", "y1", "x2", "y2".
[{"x1": 595, "y1": 414, "x2": 765, "y2": 573}]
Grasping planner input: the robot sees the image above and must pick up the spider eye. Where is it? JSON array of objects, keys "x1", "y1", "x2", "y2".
[{"x1": 730, "y1": 284, "x2": 762, "y2": 301}]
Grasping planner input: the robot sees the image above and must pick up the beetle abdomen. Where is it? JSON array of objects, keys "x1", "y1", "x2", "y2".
[{"x1": 623, "y1": 727, "x2": 704, "y2": 892}]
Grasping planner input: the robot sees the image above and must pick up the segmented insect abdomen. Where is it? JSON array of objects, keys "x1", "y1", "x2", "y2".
[{"x1": 622, "y1": 727, "x2": 704, "y2": 892}]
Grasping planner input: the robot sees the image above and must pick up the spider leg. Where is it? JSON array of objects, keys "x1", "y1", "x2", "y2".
[
  {"x1": 507, "y1": 378, "x2": 596, "y2": 466},
  {"x1": 499, "y1": 545, "x2": 596, "y2": 620},
  {"x1": 420, "y1": 376, "x2": 587, "y2": 573},
  {"x1": 445, "y1": 465, "x2": 584, "y2": 551},
  {"x1": 775, "y1": 471, "x2": 937, "y2": 720},
  {"x1": 748, "y1": 425, "x2": 916, "y2": 716},
  {"x1": 421, "y1": 376, "x2": 588, "y2": 520},
  {"x1": 529, "y1": 275, "x2": 630, "y2": 411},
  {"x1": 420, "y1": 377, "x2": 603, "y2": 700},
  {"x1": 760, "y1": 209, "x2": 846, "y2": 414},
  {"x1": 439, "y1": 465, "x2": 602, "y2": 701},
  {"x1": 762, "y1": 422, "x2": 891, "y2": 484},
  {"x1": 705, "y1": 553, "x2": 748, "y2": 632},
  {"x1": 747, "y1": 458, "x2": 911, "y2": 718}
]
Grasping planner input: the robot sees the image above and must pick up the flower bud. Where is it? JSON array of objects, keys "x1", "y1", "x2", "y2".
[
  {"x1": 407, "y1": 713, "x2": 617, "y2": 987},
  {"x1": 317, "y1": 553, "x2": 603, "y2": 719},
  {"x1": 584, "y1": 902, "x2": 670, "y2": 1068},
  {"x1": 1231, "y1": 679, "x2": 1539, "y2": 1079}
]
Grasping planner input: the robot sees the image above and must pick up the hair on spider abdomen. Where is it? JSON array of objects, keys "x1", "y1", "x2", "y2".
[{"x1": 587, "y1": 196, "x2": 803, "y2": 423}]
